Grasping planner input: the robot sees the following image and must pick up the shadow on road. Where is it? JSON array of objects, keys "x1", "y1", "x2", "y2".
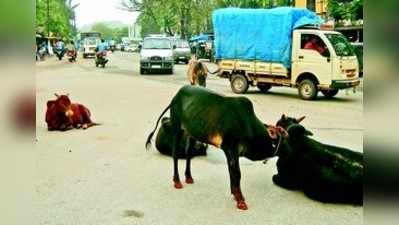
[{"x1": 244, "y1": 89, "x2": 360, "y2": 103}]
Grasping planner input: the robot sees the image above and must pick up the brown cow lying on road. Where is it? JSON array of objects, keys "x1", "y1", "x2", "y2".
[{"x1": 45, "y1": 94, "x2": 99, "y2": 131}]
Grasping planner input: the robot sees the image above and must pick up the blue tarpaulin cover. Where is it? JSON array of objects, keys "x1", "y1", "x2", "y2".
[{"x1": 212, "y1": 7, "x2": 323, "y2": 67}]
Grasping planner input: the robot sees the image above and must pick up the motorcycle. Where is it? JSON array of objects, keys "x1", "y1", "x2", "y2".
[
  {"x1": 95, "y1": 51, "x2": 108, "y2": 68},
  {"x1": 66, "y1": 50, "x2": 77, "y2": 62},
  {"x1": 109, "y1": 45, "x2": 116, "y2": 52},
  {"x1": 54, "y1": 48, "x2": 65, "y2": 61}
]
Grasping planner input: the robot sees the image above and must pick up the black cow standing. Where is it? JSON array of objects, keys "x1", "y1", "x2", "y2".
[
  {"x1": 146, "y1": 85, "x2": 280, "y2": 210},
  {"x1": 274, "y1": 115, "x2": 363, "y2": 205}
]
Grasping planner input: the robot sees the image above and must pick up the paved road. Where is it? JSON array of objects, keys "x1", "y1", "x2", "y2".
[{"x1": 36, "y1": 52, "x2": 363, "y2": 225}]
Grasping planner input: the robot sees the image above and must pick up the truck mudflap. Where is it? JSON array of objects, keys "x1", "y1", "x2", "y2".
[{"x1": 330, "y1": 79, "x2": 360, "y2": 89}]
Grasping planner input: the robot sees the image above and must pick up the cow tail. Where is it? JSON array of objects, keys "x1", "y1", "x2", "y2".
[
  {"x1": 196, "y1": 59, "x2": 220, "y2": 75},
  {"x1": 145, "y1": 103, "x2": 171, "y2": 150}
]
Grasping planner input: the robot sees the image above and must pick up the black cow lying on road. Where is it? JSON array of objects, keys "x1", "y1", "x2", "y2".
[
  {"x1": 155, "y1": 117, "x2": 207, "y2": 158},
  {"x1": 273, "y1": 115, "x2": 363, "y2": 205},
  {"x1": 146, "y1": 85, "x2": 283, "y2": 210}
]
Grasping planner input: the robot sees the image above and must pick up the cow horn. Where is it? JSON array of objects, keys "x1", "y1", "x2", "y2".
[
  {"x1": 296, "y1": 116, "x2": 306, "y2": 123},
  {"x1": 54, "y1": 93, "x2": 59, "y2": 98}
]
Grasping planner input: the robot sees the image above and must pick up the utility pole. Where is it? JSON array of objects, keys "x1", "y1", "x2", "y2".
[{"x1": 47, "y1": 0, "x2": 50, "y2": 37}]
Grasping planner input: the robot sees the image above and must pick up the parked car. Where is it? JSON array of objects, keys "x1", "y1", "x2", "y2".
[
  {"x1": 140, "y1": 37, "x2": 174, "y2": 74},
  {"x1": 124, "y1": 43, "x2": 140, "y2": 52},
  {"x1": 173, "y1": 39, "x2": 191, "y2": 64}
]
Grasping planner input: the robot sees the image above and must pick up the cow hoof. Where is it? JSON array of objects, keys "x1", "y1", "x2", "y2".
[
  {"x1": 174, "y1": 182, "x2": 183, "y2": 189},
  {"x1": 185, "y1": 177, "x2": 194, "y2": 184},
  {"x1": 82, "y1": 124, "x2": 88, "y2": 129},
  {"x1": 236, "y1": 201, "x2": 248, "y2": 210}
]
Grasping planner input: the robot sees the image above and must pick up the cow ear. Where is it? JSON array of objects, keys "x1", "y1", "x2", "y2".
[
  {"x1": 287, "y1": 124, "x2": 305, "y2": 137},
  {"x1": 296, "y1": 116, "x2": 306, "y2": 123},
  {"x1": 304, "y1": 130, "x2": 313, "y2": 136},
  {"x1": 54, "y1": 93, "x2": 59, "y2": 98},
  {"x1": 47, "y1": 100, "x2": 55, "y2": 108},
  {"x1": 287, "y1": 124, "x2": 313, "y2": 137},
  {"x1": 281, "y1": 114, "x2": 287, "y2": 120}
]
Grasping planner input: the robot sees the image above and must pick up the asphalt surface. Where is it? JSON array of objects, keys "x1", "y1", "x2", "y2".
[{"x1": 36, "y1": 51, "x2": 363, "y2": 225}]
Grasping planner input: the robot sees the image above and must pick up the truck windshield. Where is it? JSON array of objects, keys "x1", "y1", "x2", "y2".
[
  {"x1": 325, "y1": 33, "x2": 355, "y2": 57},
  {"x1": 84, "y1": 37, "x2": 98, "y2": 46},
  {"x1": 143, "y1": 38, "x2": 171, "y2": 49}
]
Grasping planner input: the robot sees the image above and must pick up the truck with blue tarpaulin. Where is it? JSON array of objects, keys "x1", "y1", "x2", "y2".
[{"x1": 213, "y1": 7, "x2": 360, "y2": 100}]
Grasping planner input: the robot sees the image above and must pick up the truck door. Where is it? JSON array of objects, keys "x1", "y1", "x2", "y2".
[{"x1": 293, "y1": 33, "x2": 332, "y2": 86}]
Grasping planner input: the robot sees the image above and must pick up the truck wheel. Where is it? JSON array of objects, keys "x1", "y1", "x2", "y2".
[
  {"x1": 321, "y1": 89, "x2": 339, "y2": 98},
  {"x1": 257, "y1": 84, "x2": 272, "y2": 93},
  {"x1": 298, "y1": 79, "x2": 318, "y2": 100},
  {"x1": 231, "y1": 74, "x2": 249, "y2": 94},
  {"x1": 140, "y1": 68, "x2": 145, "y2": 74}
]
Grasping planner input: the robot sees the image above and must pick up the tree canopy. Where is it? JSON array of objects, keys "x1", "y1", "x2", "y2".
[
  {"x1": 121, "y1": 0, "x2": 363, "y2": 38},
  {"x1": 36, "y1": 0, "x2": 78, "y2": 38},
  {"x1": 90, "y1": 22, "x2": 129, "y2": 42},
  {"x1": 328, "y1": 0, "x2": 363, "y2": 22},
  {"x1": 121, "y1": 0, "x2": 294, "y2": 39}
]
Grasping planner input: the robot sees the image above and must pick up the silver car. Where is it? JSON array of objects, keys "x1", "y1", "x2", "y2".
[
  {"x1": 140, "y1": 37, "x2": 174, "y2": 74},
  {"x1": 173, "y1": 39, "x2": 191, "y2": 64}
]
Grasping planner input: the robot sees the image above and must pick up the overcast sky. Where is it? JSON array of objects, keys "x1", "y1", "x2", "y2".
[{"x1": 73, "y1": 0, "x2": 139, "y2": 27}]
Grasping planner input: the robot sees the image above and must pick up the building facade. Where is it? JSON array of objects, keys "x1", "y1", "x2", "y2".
[{"x1": 295, "y1": 0, "x2": 328, "y2": 19}]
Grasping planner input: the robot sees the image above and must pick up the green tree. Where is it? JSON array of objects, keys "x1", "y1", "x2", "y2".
[
  {"x1": 36, "y1": 0, "x2": 76, "y2": 38},
  {"x1": 89, "y1": 22, "x2": 129, "y2": 42},
  {"x1": 328, "y1": 0, "x2": 363, "y2": 21},
  {"x1": 120, "y1": 0, "x2": 295, "y2": 39},
  {"x1": 91, "y1": 23, "x2": 114, "y2": 39}
]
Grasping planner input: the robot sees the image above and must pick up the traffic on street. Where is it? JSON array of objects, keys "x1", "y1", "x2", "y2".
[{"x1": 36, "y1": 1, "x2": 363, "y2": 225}]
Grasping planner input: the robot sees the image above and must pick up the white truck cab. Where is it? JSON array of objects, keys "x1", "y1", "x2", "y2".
[
  {"x1": 218, "y1": 28, "x2": 360, "y2": 100},
  {"x1": 82, "y1": 37, "x2": 101, "y2": 58}
]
